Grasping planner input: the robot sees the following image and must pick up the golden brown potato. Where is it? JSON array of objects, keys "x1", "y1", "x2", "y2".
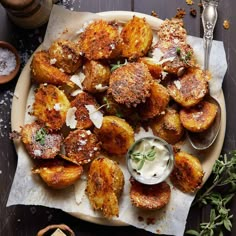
[
  {"x1": 170, "y1": 151, "x2": 204, "y2": 192},
  {"x1": 138, "y1": 57, "x2": 162, "y2": 80},
  {"x1": 21, "y1": 122, "x2": 62, "y2": 159},
  {"x1": 137, "y1": 81, "x2": 169, "y2": 120},
  {"x1": 48, "y1": 39, "x2": 82, "y2": 74},
  {"x1": 70, "y1": 92, "x2": 99, "y2": 130},
  {"x1": 33, "y1": 84, "x2": 70, "y2": 131},
  {"x1": 94, "y1": 116, "x2": 134, "y2": 155},
  {"x1": 130, "y1": 178, "x2": 171, "y2": 210},
  {"x1": 80, "y1": 20, "x2": 121, "y2": 60},
  {"x1": 82, "y1": 60, "x2": 111, "y2": 93},
  {"x1": 63, "y1": 129, "x2": 100, "y2": 165},
  {"x1": 167, "y1": 67, "x2": 209, "y2": 108},
  {"x1": 109, "y1": 62, "x2": 152, "y2": 107},
  {"x1": 86, "y1": 156, "x2": 124, "y2": 218},
  {"x1": 31, "y1": 51, "x2": 70, "y2": 86},
  {"x1": 180, "y1": 100, "x2": 218, "y2": 132},
  {"x1": 150, "y1": 107, "x2": 185, "y2": 144},
  {"x1": 33, "y1": 159, "x2": 83, "y2": 189},
  {"x1": 120, "y1": 16, "x2": 153, "y2": 59}
]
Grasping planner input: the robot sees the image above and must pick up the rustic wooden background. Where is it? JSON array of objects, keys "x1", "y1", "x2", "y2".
[{"x1": 0, "y1": 0, "x2": 235, "y2": 235}]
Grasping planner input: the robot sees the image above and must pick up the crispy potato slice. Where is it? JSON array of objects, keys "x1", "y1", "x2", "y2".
[
  {"x1": 33, "y1": 84, "x2": 70, "y2": 131},
  {"x1": 170, "y1": 151, "x2": 204, "y2": 192},
  {"x1": 80, "y1": 20, "x2": 121, "y2": 60},
  {"x1": 86, "y1": 156, "x2": 124, "y2": 218},
  {"x1": 109, "y1": 62, "x2": 152, "y2": 107},
  {"x1": 48, "y1": 39, "x2": 82, "y2": 74},
  {"x1": 63, "y1": 129, "x2": 100, "y2": 165},
  {"x1": 130, "y1": 178, "x2": 171, "y2": 210},
  {"x1": 138, "y1": 81, "x2": 169, "y2": 120},
  {"x1": 82, "y1": 60, "x2": 111, "y2": 93},
  {"x1": 120, "y1": 16, "x2": 153, "y2": 59},
  {"x1": 94, "y1": 116, "x2": 134, "y2": 155},
  {"x1": 167, "y1": 67, "x2": 209, "y2": 108},
  {"x1": 70, "y1": 92, "x2": 99, "y2": 129},
  {"x1": 150, "y1": 107, "x2": 185, "y2": 144},
  {"x1": 33, "y1": 159, "x2": 83, "y2": 189},
  {"x1": 31, "y1": 51, "x2": 70, "y2": 86},
  {"x1": 21, "y1": 122, "x2": 62, "y2": 159},
  {"x1": 180, "y1": 100, "x2": 218, "y2": 132}
]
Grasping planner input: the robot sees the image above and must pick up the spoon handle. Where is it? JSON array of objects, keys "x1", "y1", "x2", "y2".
[{"x1": 201, "y1": 0, "x2": 219, "y2": 70}]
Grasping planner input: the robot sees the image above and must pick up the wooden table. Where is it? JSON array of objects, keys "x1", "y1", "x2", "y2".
[{"x1": 0, "y1": 0, "x2": 235, "y2": 235}]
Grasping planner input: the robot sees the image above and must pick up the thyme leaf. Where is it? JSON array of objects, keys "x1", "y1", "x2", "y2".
[
  {"x1": 110, "y1": 59, "x2": 127, "y2": 72},
  {"x1": 35, "y1": 128, "x2": 47, "y2": 145}
]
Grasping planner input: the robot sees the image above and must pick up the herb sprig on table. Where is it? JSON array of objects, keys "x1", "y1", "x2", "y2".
[{"x1": 186, "y1": 151, "x2": 236, "y2": 236}]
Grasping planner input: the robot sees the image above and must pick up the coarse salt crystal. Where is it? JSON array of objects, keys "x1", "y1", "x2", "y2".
[
  {"x1": 33, "y1": 150, "x2": 42, "y2": 157},
  {"x1": 0, "y1": 48, "x2": 16, "y2": 76}
]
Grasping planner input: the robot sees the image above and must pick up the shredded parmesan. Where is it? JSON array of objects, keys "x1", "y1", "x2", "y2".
[
  {"x1": 66, "y1": 107, "x2": 77, "y2": 129},
  {"x1": 151, "y1": 48, "x2": 164, "y2": 61},
  {"x1": 54, "y1": 103, "x2": 61, "y2": 111},
  {"x1": 70, "y1": 72, "x2": 85, "y2": 90},
  {"x1": 173, "y1": 80, "x2": 182, "y2": 90},
  {"x1": 85, "y1": 105, "x2": 103, "y2": 129},
  {"x1": 95, "y1": 84, "x2": 108, "y2": 92},
  {"x1": 50, "y1": 58, "x2": 57, "y2": 65}
]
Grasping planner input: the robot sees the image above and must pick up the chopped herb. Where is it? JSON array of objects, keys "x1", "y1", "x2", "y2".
[
  {"x1": 110, "y1": 59, "x2": 127, "y2": 72},
  {"x1": 35, "y1": 128, "x2": 47, "y2": 145},
  {"x1": 176, "y1": 47, "x2": 192, "y2": 65}
]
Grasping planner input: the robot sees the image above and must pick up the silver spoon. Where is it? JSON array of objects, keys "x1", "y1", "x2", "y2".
[{"x1": 188, "y1": 0, "x2": 221, "y2": 150}]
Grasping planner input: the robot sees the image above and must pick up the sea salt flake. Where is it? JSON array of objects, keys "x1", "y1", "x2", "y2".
[
  {"x1": 0, "y1": 48, "x2": 16, "y2": 76},
  {"x1": 33, "y1": 150, "x2": 42, "y2": 157},
  {"x1": 85, "y1": 105, "x2": 103, "y2": 129},
  {"x1": 66, "y1": 107, "x2": 77, "y2": 129}
]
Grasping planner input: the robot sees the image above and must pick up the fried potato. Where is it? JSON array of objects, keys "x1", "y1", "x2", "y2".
[
  {"x1": 138, "y1": 81, "x2": 169, "y2": 120},
  {"x1": 48, "y1": 39, "x2": 82, "y2": 74},
  {"x1": 157, "y1": 18, "x2": 187, "y2": 43},
  {"x1": 33, "y1": 84, "x2": 70, "y2": 131},
  {"x1": 80, "y1": 20, "x2": 121, "y2": 60},
  {"x1": 170, "y1": 151, "x2": 204, "y2": 192},
  {"x1": 130, "y1": 178, "x2": 171, "y2": 210},
  {"x1": 63, "y1": 129, "x2": 100, "y2": 165},
  {"x1": 70, "y1": 92, "x2": 99, "y2": 129},
  {"x1": 33, "y1": 159, "x2": 83, "y2": 189},
  {"x1": 138, "y1": 57, "x2": 162, "y2": 80},
  {"x1": 82, "y1": 60, "x2": 111, "y2": 93},
  {"x1": 180, "y1": 100, "x2": 218, "y2": 132},
  {"x1": 167, "y1": 67, "x2": 208, "y2": 108},
  {"x1": 109, "y1": 62, "x2": 152, "y2": 107},
  {"x1": 21, "y1": 122, "x2": 62, "y2": 159},
  {"x1": 150, "y1": 107, "x2": 184, "y2": 144},
  {"x1": 94, "y1": 116, "x2": 134, "y2": 155},
  {"x1": 120, "y1": 16, "x2": 153, "y2": 59},
  {"x1": 86, "y1": 156, "x2": 124, "y2": 218},
  {"x1": 31, "y1": 51, "x2": 70, "y2": 86}
]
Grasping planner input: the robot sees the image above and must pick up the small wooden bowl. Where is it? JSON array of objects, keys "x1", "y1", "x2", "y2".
[{"x1": 0, "y1": 41, "x2": 20, "y2": 84}]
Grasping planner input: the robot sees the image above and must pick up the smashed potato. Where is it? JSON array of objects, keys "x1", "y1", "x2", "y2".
[
  {"x1": 170, "y1": 151, "x2": 204, "y2": 192},
  {"x1": 33, "y1": 159, "x2": 83, "y2": 189},
  {"x1": 109, "y1": 62, "x2": 152, "y2": 107},
  {"x1": 180, "y1": 100, "x2": 218, "y2": 132},
  {"x1": 33, "y1": 84, "x2": 70, "y2": 131},
  {"x1": 138, "y1": 81, "x2": 169, "y2": 120},
  {"x1": 80, "y1": 20, "x2": 121, "y2": 60},
  {"x1": 21, "y1": 122, "x2": 62, "y2": 159},
  {"x1": 150, "y1": 107, "x2": 184, "y2": 144},
  {"x1": 86, "y1": 156, "x2": 124, "y2": 218},
  {"x1": 70, "y1": 92, "x2": 99, "y2": 130},
  {"x1": 31, "y1": 51, "x2": 70, "y2": 86},
  {"x1": 48, "y1": 39, "x2": 82, "y2": 74},
  {"x1": 63, "y1": 129, "x2": 100, "y2": 165},
  {"x1": 167, "y1": 67, "x2": 208, "y2": 107},
  {"x1": 120, "y1": 16, "x2": 153, "y2": 59},
  {"x1": 130, "y1": 178, "x2": 171, "y2": 210},
  {"x1": 82, "y1": 60, "x2": 111, "y2": 93},
  {"x1": 94, "y1": 116, "x2": 134, "y2": 155}
]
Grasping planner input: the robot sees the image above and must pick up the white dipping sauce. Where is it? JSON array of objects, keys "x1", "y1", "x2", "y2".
[{"x1": 129, "y1": 138, "x2": 170, "y2": 178}]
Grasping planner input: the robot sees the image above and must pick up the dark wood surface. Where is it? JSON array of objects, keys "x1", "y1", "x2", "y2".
[{"x1": 0, "y1": 0, "x2": 235, "y2": 235}]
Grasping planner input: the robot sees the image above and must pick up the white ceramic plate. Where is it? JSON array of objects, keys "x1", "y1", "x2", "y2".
[{"x1": 11, "y1": 11, "x2": 226, "y2": 226}]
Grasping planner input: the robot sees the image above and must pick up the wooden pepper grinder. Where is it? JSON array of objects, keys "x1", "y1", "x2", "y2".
[{"x1": 0, "y1": 0, "x2": 56, "y2": 29}]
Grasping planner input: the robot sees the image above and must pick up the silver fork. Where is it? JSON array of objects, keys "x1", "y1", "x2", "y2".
[{"x1": 201, "y1": 0, "x2": 219, "y2": 70}]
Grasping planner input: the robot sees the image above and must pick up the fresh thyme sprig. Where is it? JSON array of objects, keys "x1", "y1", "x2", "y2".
[
  {"x1": 186, "y1": 151, "x2": 236, "y2": 236},
  {"x1": 131, "y1": 146, "x2": 156, "y2": 170},
  {"x1": 176, "y1": 47, "x2": 192, "y2": 66},
  {"x1": 110, "y1": 59, "x2": 128, "y2": 72},
  {"x1": 35, "y1": 128, "x2": 47, "y2": 145}
]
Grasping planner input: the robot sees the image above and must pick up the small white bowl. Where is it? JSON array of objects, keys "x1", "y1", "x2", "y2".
[{"x1": 126, "y1": 136, "x2": 174, "y2": 185}]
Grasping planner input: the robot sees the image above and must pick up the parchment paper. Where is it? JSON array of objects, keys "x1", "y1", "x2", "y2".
[{"x1": 8, "y1": 5, "x2": 228, "y2": 236}]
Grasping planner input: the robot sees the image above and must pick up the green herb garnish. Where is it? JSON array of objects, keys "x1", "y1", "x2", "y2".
[
  {"x1": 176, "y1": 47, "x2": 192, "y2": 65},
  {"x1": 35, "y1": 128, "x2": 47, "y2": 145},
  {"x1": 130, "y1": 146, "x2": 156, "y2": 170},
  {"x1": 186, "y1": 151, "x2": 236, "y2": 236},
  {"x1": 110, "y1": 59, "x2": 127, "y2": 72}
]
